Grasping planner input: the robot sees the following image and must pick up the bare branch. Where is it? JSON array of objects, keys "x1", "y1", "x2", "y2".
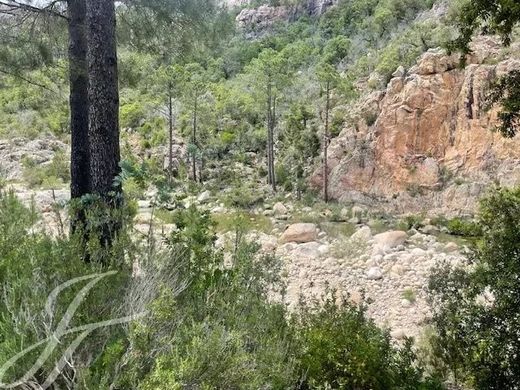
[
  {"x1": 0, "y1": 67, "x2": 57, "y2": 92},
  {"x1": 0, "y1": 0, "x2": 68, "y2": 20}
]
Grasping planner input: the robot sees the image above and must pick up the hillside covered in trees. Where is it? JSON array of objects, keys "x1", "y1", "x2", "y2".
[{"x1": 0, "y1": 0, "x2": 520, "y2": 389}]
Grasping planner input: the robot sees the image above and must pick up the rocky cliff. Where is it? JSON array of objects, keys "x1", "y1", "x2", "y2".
[
  {"x1": 235, "y1": 0, "x2": 337, "y2": 34},
  {"x1": 312, "y1": 37, "x2": 520, "y2": 216}
]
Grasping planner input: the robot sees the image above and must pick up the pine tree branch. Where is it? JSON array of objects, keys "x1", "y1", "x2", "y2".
[
  {"x1": 0, "y1": 67, "x2": 56, "y2": 92},
  {"x1": 0, "y1": 0, "x2": 68, "y2": 20}
]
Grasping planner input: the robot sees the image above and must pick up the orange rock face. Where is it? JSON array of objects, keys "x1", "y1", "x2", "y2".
[{"x1": 312, "y1": 38, "x2": 520, "y2": 215}]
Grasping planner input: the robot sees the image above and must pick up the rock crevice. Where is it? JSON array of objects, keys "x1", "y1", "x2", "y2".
[{"x1": 312, "y1": 37, "x2": 520, "y2": 215}]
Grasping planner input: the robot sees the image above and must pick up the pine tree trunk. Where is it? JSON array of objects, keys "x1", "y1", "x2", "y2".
[
  {"x1": 68, "y1": 0, "x2": 89, "y2": 232},
  {"x1": 192, "y1": 95, "x2": 198, "y2": 182},
  {"x1": 86, "y1": 0, "x2": 121, "y2": 244},
  {"x1": 266, "y1": 79, "x2": 276, "y2": 191},
  {"x1": 199, "y1": 153, "x2": 204, "y2": 184},
  {"x1": 168, "y1": 84, "x2": 173, "y2": 184},
  {"x1": 270, "y1": 95, "x2": 277, "y2": 192},
  {"x1": 323, "y1": 80, "x2": 330, "y2": 203},
  {"x1": 266, "y1": 83, "x2": 272, "y2": 186}
]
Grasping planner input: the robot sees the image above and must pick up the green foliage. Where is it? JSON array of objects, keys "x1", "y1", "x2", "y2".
[
  {"x1": 223, "y1": 183, "x2": 265, "y2": 209},
  {"x1": 429, "y1": 187, "x2": 520, "y2": 388},
  {"x1": 120, "y1": 101, "x2": 147, "y2": 129},
  {"x1": 0, "y1": 192, "x2": 447, "y2": 389},
  {"x1": 117, "y1": 206, "x2": 296, "y2": 389},
  {"x1": 487, "y1": 69, "x2": 520, "y2": 137},
  {"x1": 322, "y1": 35, "x2": 351, "y2": 65},
  {"x1": 22, "y1": 150, "x2": 70, "y2": 189},
  {"x1": 402, "y1": 288, "x2": 417, "y2": 303},
  {"x1": 402, "y1": 214, "x2": 425, "y2": 230},
  {"x1": 0, "y1": 192, "x2": 132, "y2": 386},
  {"x1": 449, "y1": 0, "x2": 520, "y2": 53},
  {"x1": 0, "y1": 68, "x2": 68, "y2": 138},
  {"x1": 294, "y1": 295, "x2": 442, "y2": 390},
  {"x1": 168, "y1": 206, "x2": 217, "y2": 271},
  {"x1": 444, "y1": 217, "x2": 482, "y2": 237}
]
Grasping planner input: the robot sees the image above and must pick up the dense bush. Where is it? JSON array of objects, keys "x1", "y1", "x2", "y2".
[
  {"x1": 429, "y1": 187, "x2": 520, "y2": 389},
  {"x1": 294, "y1": 295, "x2": 444, "y2": 390},
  {"x1": 22, "y1": 150, "x2": 70, "y2": 188},
  {"x1": 445, "y1": 217, "x2": 482, "y2": 237},
  {"x1": 114, "y1": 206, "x2": 297, "y2": 389},
  {"x1": 0, "y1": 191, "x2": 132, "y2": 387}
]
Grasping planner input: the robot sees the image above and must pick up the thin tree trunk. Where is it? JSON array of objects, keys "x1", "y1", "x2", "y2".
[
  {"x1": 68, "y1": 0, "x2": 89, "y2": 232},
  {"x1": 266, "y1": 82, "x2": 272, "y2": 186},
  {"x1": 192, "y1": 95, "x2": 198, "y2": 182},
  {"x1": 270, "y1": 95, "x2": 277, "y2": 192},
  {"x1": 323, "y1": 80, "x2": 330, "y2": 203},
  {"x1": 199, "y1": 153, "x2": 204, "y2": 184},
  {"x1": 86, "y1": 0, "x2": 121, "y2": 245},
  {"x1": 266, "y1": 79, "x2": 276, "y2": 190},
  {"x1": 168, "y1": 83, "x2": 173, "y2": 185}
]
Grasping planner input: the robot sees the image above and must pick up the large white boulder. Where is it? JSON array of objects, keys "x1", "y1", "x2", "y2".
[
  {"x1": 273, "y1": 202, "x2": 288, "y2": 216},
  {"x1": 351, "y1": 226, "x2": 372, "y2": 242},
  {"x1": 280, "y1": 223, "x2": 318, "y2": 243},
  {"x1": 373, "y1": 231, "x2": 408, "y2": 250},
  {"x1": 197, "y1": 190, "x2": 212, "y2": 204},
  {"x1": 366, "y1": 267, "x2": 384, "y2": 280}
]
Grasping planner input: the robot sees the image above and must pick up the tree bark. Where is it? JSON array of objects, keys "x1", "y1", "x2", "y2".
[
  {"x1": 270, "y1": 95, "x2": 277, "y2": 192},
  {"x1": 266, "y1": 81, "x2": 272, "y2": 186},
  {"x1": 68, "y1": 0, "x2": 90, "y2": 232},
  {"x1": 168, "y1": 83, "x2": 173, "y2": 184},
  {"x1": 323, "y1": 80, "x2": 330, "y2": 203},
  {"x1": 192, "y1": 95, "x2": 198, "y2": 182},
  {"x1": 266, "y1": 79, "x2": 276, "y2": 191},
  {"x1": 86, "y1": 0, "x2": 121, "y2": 244},
  {"x1": 87, "y1": 0, "x2": 120, "y2": 198}
]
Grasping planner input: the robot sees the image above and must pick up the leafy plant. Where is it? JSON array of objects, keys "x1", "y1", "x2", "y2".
[
  {"x1": 445, "y1": 217, "x2": 482, "y2": 237},
  {"x1": 429, "y1": 187, "x2": 520, "y2": 389},
  {"x1": 294, "y1": 294, "x2": 442, "y2": 390}
]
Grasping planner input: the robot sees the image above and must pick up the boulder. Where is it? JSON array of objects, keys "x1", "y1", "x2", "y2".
[
  {"x1": 366, "y1": 267, "x2": 383, "y2": 280},
  {"x1": 351, "y1": 226, "x2": 372, "y2": 241},
  {"x1": 420, "y1": 224, "x2": 440, "y2": 235},
  {"x1": 197, "y1": 190, "x2": 211, "y2": 204},
  {"x1": 273, "y1": 202, "x2": 288, "y2": 216},
  {"x1": 392, "y1": 65, "x2": 406, "y2": 78},
  {"x1": 291, "y1": 241, "x2": 322, "y2": 258},
  {"x1": 444, "y1": 242, "x2": 459, "y2": 253},
  {"x1": 390, "y1": 329, "x2": 407, "y2": 340},
  {"x1": 280, "y1": 223, "x2": 318, "y2": 243},
  {"x1": 351, "y1": 205, "x2": 366, "y2": 217},
  {"x1": 211, "y1": 206, "x2": 226, "y2": 214},
  {"x1": 373, "y1": 231, "x2": 408, "y2": 250}
]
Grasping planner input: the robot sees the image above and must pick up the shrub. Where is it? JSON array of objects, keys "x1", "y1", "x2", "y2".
[
  {"x1": 402, "y1": 288, "x2": 417, "y2": 303},
  {"x1": 294, "y1": 295, "x2": 443, "y2": 390},
  {"x1": 22, "y1": 151, "x2": 70, "y2": 189},
  {"x1": 445, "y1": 217, "x2": 482, "y2": 237},
  {"x1": 223, "y1": 183, "x2": 264, "y2": 209},
  {"x1": 118, "y1": 206, "x2": 297, "y2": 389},
  {"x1": 0, "y1": 192, "x2": 133, "y2": 387},
  {"x1": 429, "y1": 187, "x2": 520, "y2": 389},
  {"x1": 120, "y1": 101, "x2": 146, "y2": 129},
  {"x1": 276, "y1": 163, "x2": 293, "y2": 191},
  {"x1": 402, "y1": 214, "x2": 425, "y2": 230}
]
